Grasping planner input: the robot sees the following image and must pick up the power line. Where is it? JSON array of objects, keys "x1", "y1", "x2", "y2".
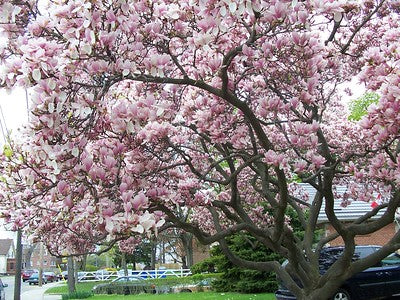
[{"x1": 0, "y1": 105, "x2": 7, "y2": 144}]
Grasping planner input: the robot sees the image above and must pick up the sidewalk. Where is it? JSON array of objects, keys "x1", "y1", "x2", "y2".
[{"x1": 21, "y1": 282, "x2": 61, "y2": 300}]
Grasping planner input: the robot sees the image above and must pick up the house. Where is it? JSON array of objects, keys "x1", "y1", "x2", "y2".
[
  {"x1": 0, "y1": 239, "x2": 16, "y2": 274},
  {"x1": 318, "y1": 196, "x2": 395, "y2": 246},
  {"x1": 192, "y1": 239, "x2": 210, "y2": 264},
  {"x1": 300, "y1": 184, "x2": 398, "y2": 246},
  {"x1": 29, "y1": 243, "x2": 62, "y2": 271}
]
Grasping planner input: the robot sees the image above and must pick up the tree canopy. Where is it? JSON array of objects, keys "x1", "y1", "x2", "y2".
[{"x1": 0, "y1": 1, "x2": 399, "y2": 299}]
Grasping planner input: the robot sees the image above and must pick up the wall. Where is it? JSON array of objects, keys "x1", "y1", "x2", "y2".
[
  {"x1": 30, "y1": 245, "x2": 61, "y2": 271},
  {"x1": 0, "y1": 256, "x2": 7, "y2": 274},
  {"x1": 324, "y1": 222, "x2": 396, "y2": 246},
  {"x1": 192, "y1": 239, "x2": 210, "y2": 265},
  {"x1": 7, "y1": 258, "x2": 16, "y2": 274}
]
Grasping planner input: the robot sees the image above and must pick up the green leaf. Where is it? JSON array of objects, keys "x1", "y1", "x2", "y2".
[
  {"x1": 3, "y1": 145, "x2": 13, "y2": 159},
  {"x1": 348, "y1": 92, "x2": 380, "y2": 121}
]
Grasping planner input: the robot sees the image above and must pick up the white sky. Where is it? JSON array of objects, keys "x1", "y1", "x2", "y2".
[
  {"x1": 0, "y1": 88, "x2": 28, "y2": 239},
  {"x1": 0, "y1": 87, "x2": 29, "y2": 146}
]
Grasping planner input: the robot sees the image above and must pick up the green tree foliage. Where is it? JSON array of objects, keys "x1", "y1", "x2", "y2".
[
  {"x1": 112, "y1": 240, "x2": 153, "y2": 269},
  {"x1": 348, "y1": 92, "x2": 380, "y2": 121},
  {"x1": 210, "y1": 233, "x2": 283, "y2": 293},
  {"x1": 3, "y1": 144, "x2": 12, "y2": 159},
  {"x1": 84, "y1": 264, "x2": 98, "y2": 272}
]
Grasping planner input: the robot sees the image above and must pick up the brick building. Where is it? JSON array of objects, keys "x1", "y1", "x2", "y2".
[
  {"x1": 324, "y1": 222, "x2": 396, "y2": 246},
  {"x1": 301, "y1": 184, "x2": 399, "y2": 246},
  {"x1": 29, "y1": 243, "x2": 62, "y2": 271},
  {"x1": 192, "y1": 239, "x2": 210, "y2": 264}
]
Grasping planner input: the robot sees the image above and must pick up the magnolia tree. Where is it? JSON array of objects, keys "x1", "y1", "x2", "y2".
[{"x1": 0, "y1": 0, "x2": 399, "y2": 299}]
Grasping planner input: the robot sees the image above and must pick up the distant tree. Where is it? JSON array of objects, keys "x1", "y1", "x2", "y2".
[
  {"x1": 23, "y1": 243, "x2": 36, "y2": 269},
  {"x1": 75, "y1": 254, "x2": 87, "y2": 271},
  {"x1": 86, "y1": 251, "x2": 113, "y2": 269},
  {"x1": 113, "y1": 240, "x2": 152, "y2": 270}
]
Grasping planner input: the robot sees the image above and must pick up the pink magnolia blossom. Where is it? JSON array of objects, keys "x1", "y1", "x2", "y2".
[{"x1": 0, "y1": 1, "x2": 399, "y2": 299}]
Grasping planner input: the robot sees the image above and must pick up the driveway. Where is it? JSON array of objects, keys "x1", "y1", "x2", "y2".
[{"x1": 2, "y1": 276, "x2": 61, "y2": 300}]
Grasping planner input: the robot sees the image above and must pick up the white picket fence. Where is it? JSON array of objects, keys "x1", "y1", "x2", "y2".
[{"x1": 78, "y1": 268, "x2": 192, "y2": 282}]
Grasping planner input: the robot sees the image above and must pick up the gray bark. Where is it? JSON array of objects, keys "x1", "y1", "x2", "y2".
[
  {"x1": 13, "y1": 229, "x2": 22, "y2": 300},
  {"x1": 67, "y1": 257, "x2": 76, "y2": 294}
]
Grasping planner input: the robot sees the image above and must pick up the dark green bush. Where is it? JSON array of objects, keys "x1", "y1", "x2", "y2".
[
  {"x1": 189, "y1": 273, "x2": 205, "y2": 281},
  {"x1": 84, "y1": 264, "x2": 98, "y2": 272},
  {"x1": 144, "y1": 273, "x2": 218, "y2": 286},
  {"x1": 93, "y1": 283, "x2": 158, "y2": 295},
  {"x1": 235, "y1": 279, "x2": 278, "y2": 293},
  {"x1": 191, "y1": 257, "x2": 216, "y2": 274},
  {"x1": 92, "y1": 274, "x2": 220, "y2": 295},
  {"x1": 193, "y1": 233, "x2": 282, "y2": 294},
  {"x1": 61, "y1": 291, "x2": 93, "y2": 299}
]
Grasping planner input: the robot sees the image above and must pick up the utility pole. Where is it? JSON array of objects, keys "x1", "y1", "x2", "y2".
[{"x1": 38, "y1": 243, "x2": 44, "y2": 286}]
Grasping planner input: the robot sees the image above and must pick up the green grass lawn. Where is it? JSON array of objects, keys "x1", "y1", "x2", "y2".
[
  {"x1": 46, "y1": 281, "x2": 102, "y2": 294},
  {"x1": 46, "y1": 282, "x2": 275, "y2": 300},
  {"x1": 88, "y1": 292, "x2": 275, "y2": 300},
  {"x1": 46, "y1": 275, "x2": 219, "y2": 294}
]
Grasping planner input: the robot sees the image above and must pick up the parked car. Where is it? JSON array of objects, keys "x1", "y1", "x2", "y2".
[
  {"x1": 95, "y1": 269, "x2": 111, "y2": 280},
  {"x1": 110, "y1": 276, "x2": 144, "y2": 283},
  {"x1": 77, "y1": 271, "x2": 97, "y2": 282},
  {"x1": 27, "y1": 273, "x2": 47, "y2": 285},
  {"x1": 43, "y1": 272, "x2": 58, "y2": 282},
  {"x1": 58, "y1": 271, "x2": 68, "y2": 280},
  {"x1": 0, "y1": 278, "x2": 8, "y2": 300},
  {"x1": 171, "y1": 278, "x2": 215, "y2": 293},
  {"x1": 92, "y1": 276, "x2": 157, "y2": 295},
  {"x1": 275, "y1": 245, "x2": 400, "y2": 300},
  {"x1": 117, "y1": 269, "x2": 134, "y2": 277},
  {"x1": 21, "y1": 269, "x2": 38, "y2": 282}
]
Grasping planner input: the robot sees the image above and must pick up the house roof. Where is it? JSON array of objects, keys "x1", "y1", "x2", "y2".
[
  {"x1": 0, "y1": 239, "x2": 13, "y2": 256},
  {"x1": 296, "y1": 184, "x2": 386, "y2": 223}
]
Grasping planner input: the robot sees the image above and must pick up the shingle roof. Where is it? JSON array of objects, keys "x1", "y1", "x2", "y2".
[
  {"x1": 0, "y1": 239, "x2": 13, "y2": 256},
  {"x1": 296, "y1": 184, "x2": 386, "y2": 223}
]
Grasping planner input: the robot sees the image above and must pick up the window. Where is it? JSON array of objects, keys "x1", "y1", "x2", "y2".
[{"x1": 354, "y1": 246, "x2": 380, "y2": 259}]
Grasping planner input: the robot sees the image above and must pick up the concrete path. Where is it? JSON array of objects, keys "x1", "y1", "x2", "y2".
[{"x1": 20, "y1": 282, "x2": 61, "y2": 300}]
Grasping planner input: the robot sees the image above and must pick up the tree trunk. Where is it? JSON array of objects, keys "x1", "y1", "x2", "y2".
[
  {"x1": 23, "y1": 244, "x2": 36, "y2": 269},
  {"x1": 181, "y1": 255, "x2": 187, "y2": 269},
  {"x1": 181, "y1": 233, "x2": 194, "y2": 268},
  {"x1": 151, "y1": 239, "x2": 157, "y2": 269},
  {"x1": 186, "y1": 235, "x2": 194, "y2": 268},
  {"x1": 161, "y1": 241, "x2": 166, "y2": 264},
  {"x1": 38, "y1": 243, "x2": 44, "y2": 287},
  {"x1": 132, "y1": 256, "x2": 136, "y2": 270},
  {"x1": 121, "y1": 252, "x2": 128, "y2": 276},
  {"x1": 67, "y1": 257, "x2": 76, "y2": 294},
  {"x1": 75, "y1": 255, "x2": 87, "y2": 271},
  {"x1": 74, "y1": 257, "x2": 78, "y2": 286},
  {"x1": 13, "y1": 229, "x2": 22, "y2": 300}
]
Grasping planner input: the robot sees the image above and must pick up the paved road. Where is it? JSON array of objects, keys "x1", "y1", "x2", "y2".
[{"x1": 2, "y1": 276, "x2": 61, "y2": 300}]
